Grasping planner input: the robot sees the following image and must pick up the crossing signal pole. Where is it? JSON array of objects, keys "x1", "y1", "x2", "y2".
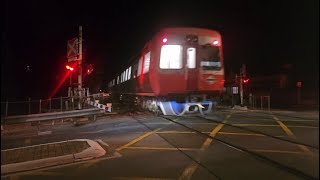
[
  {"x1": 66, "y1": 26, "x2": 84, "y2": 109},
  {"x1": 239, "y1": 64, "x2": 246, "y2": 106},
  {"x1": 78, "y1": 26, "x2": 83, "y2": 109}
]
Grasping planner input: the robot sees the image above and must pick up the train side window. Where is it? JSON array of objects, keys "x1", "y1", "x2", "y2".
[
  {"x1": 117, "y1": 76, "x2": 119, "y2": 84},
  {"x1": 133, "y1": 64, "x2": 138, "y2": 78},
  {"x1": 137, "y1": 57, "x2": 143, "y2": 76},
  {"x1": 126, "y1": 68, "x2": 129, "y2": 81},
  {"x1": 187, "y1": 48, "x2": 196, "y2": 68},
  {"x1": 128, "y1": 66, "x2": 132, "y2": 80},
  {"x1": 143, "y1": 52, "x2": 151, "y2": 74},
  {"x1": 160, "y1": 45, "x2": 183, "y2": 69}
]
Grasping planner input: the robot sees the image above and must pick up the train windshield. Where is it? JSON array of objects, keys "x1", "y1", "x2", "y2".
[{"x1": 200, "y1": 45, "x2": 221, "y2": 71}]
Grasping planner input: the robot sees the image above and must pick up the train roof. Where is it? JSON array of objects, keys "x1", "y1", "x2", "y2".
[
  {"x1": 127, "y1": 27, "x2": 221, "y2": 65},
  {"x1": 156, "y1": 27, "x2": 221, "y2": 37}
]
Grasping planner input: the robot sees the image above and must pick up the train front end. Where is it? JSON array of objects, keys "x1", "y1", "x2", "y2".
[{"x1": 151, "y1": 27, "x2": 225, "y2": 115}]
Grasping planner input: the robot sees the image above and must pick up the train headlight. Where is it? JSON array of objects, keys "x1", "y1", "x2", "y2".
[
  {"x1": 212, "y1": 40, "x2": 219, "y2": 46},
  {"x1": 162, "y1": 38, "x2": 168, "y2": 43}
]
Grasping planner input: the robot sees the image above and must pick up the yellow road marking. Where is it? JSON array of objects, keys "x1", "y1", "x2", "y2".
[
  {"x1": 201, "y1": 123, "x2": 225, "y2": 150},
  {"x1": 217, "y1": 132, "x2": 265, "y2": 136},
  {"x1": 156, "y1": 131, "x2": 197, "y2": 134},
  {"x1": 116, "y1": 128, "x2": 161, "y2": 151},
  {"x1": 280, "y1": 119, "x2": 318, "y2": 122},
  {"x1": 273, "y1": 116, "x2": 314, "y2": 156},
  {"x1": 145, "y1": 122, "x2": 172, "y2": 125},
  {"x1": 27, "y1": 171, "x2": 63, "y2": 176},
  {"x1": 179, "y1": 112, "x2": 230, "y2": 180},
  {"x1": 179, "y1": 162, "x2": 199, "y2": 180},
  {"x1": 276, "y1": 120, "x2": 294, "y2": 137},
  {"x1": 233, "y1": 124, "x2": 280, "y2": 127},
  {"x1": 287, "y1": 125, "x2": 318, "y2": 129},
  {"x1": 113, "y1": 177, "x2": 174, "y2": 180},
  {"x1": 116, "y1": 117, "x2": 180, "y2": 152},
  {"x1": 297, "y1": 145, "x2": 315, "y2": 156},
  {"x1": 10, "y1": 171, "x2": 63, "y2": 178},
  {"x1": 124, "y1": 147, "x2": 198, "y2": 151},
  {"x1": 251, "y1": 149, "x2": 310, "y2": 155},
  {"x1": 232, "y1": 123, "x2": 318, "y2": 129}
]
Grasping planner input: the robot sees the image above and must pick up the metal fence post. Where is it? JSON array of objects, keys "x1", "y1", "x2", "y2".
[
  {"x1": 60, "y1": 97, "x2": 63, "y2": 112},
  {"x1": 260, "y1": 96, "x2": 263, "y2": 110},
  {"x1": 28, "y1": 98, "x2": 31, "y2": 114},
  {"x1": 72, "y1": 97, "x2": 74, "y2": 110},
  {"x1": 39, "y1": 99, "x2": 42, "y2": 113},
  {"x1": 5, "y1": 100, "x2": 8, "y2": 117},
  {"x1": 268, "y1": 96, "x2": 270, "y2": 111},
  {"x1": 49, "y1": 98, "x2": 51, "y2": 112}
]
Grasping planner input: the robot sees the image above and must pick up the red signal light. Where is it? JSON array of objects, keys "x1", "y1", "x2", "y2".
[
  {"x1": 243, "y1": 79, "x2": 249, "y2": 83},
  {"x1": 66, "y1": 64, "x2": 75, "y2": 71},
  {"x1": 162, "y1": 38, "x2": 168, "y2": 43}
]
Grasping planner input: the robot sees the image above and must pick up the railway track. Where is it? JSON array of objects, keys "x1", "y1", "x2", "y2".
[{"x1": 130, "y1": 112, "x2": 318, "y2": 180}]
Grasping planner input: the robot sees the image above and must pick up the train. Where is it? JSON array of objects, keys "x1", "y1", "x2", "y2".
[{"x1": 107, "y1": 27, "x2": 225, "y2": 115}]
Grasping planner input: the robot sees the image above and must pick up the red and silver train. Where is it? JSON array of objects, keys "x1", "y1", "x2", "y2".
[{"x1": 107, "y1": 27, "x2": 224, "y2": 115}]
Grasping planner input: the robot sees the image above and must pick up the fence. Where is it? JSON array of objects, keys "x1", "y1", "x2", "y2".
[{"x1": 1, "y1": 93, "x2": 106, "y2": 117}]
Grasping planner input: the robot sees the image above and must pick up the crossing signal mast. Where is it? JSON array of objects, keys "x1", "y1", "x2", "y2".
[
  {"x1": 239, "y1": 64, "x2": 248, "y2": 106},
  {"x1": 66, "y1": 26, "x2": 85, "y2": 109}
]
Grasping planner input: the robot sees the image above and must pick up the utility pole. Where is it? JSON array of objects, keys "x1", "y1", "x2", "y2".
[
  {"x1": 239, "y1": 64, "x2": 246, "y2": 106},
  {"x1": 78, "y1": 25, "x2": 83, "y2": 109}
]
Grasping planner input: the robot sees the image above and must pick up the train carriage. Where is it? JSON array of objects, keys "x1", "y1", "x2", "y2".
[{"x1": 108, "y1": 27, "x2": 225, "y2": 115}]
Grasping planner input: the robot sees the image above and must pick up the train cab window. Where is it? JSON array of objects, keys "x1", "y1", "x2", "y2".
[
  {"x1": 128, "y1": 66, "x2": 131, "y2": 80},
  {"x1": 143, "y1": 52, "x2": 151, "y2": 74},
  {"x1": 160, "y1": 45, "x2": 183, "y2": 69},
  {"x1": 187, "y1": 48, "x2": 196, "y2": 68},
  {"x1": 137, "y1": 57, "x2": 143, "y2": 76},
  {"x1": 200, "y1": 45, "x2": 221, "y2": 71}
]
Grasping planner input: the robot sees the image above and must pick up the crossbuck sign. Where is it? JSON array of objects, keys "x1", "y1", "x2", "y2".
[{"x1": 67, "y1": 38, "x2": 79, "y2": 61}]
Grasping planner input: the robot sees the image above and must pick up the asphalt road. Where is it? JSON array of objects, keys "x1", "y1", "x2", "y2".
[{"x1": 1, "y1": 109, "x2": 319, "y2": 180}]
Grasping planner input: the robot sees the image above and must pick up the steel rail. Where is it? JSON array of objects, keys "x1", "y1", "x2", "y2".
[
  {"x1": 160, "y1": 115, "x2": 317, "y2": 180},
  {"x1": 197, "y1": 115, "x2": 319, "y2": 149},
  {"x1": 130, "y1": 115, "x2": 222, "y2": 180}
]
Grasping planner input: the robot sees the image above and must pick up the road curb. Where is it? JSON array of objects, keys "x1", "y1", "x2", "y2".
[{"x1": 1, "y1": 139, "x2": 106, "y2": 174}]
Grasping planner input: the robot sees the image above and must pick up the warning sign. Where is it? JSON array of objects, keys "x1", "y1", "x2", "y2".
[
  {"x1": 67, "y1": 38, "x2": 79, "y2": 60},
  {"x1": 232, "y1": 87, "x2": 239, "y2": 94}
]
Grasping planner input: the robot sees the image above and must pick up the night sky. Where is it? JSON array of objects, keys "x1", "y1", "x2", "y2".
[{"x1": 2, "y1": 0, "x2": 319, "y2": 100}]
